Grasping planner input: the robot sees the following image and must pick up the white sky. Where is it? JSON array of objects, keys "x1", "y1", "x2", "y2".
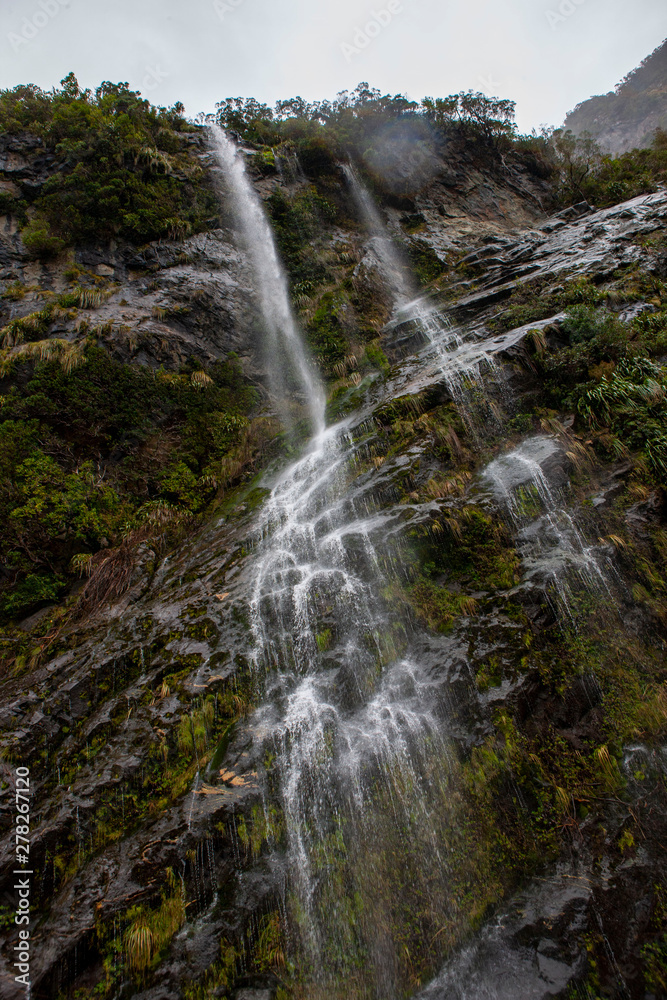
[{"x1": 0, "y1": 0, "x2": 665, "y2": 132}]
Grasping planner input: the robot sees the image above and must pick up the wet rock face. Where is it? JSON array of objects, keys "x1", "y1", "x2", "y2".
[
  {"x1": 0, "y1": 505, "x2": 266, "y2": 998},
  {"x1": 0, "y1": 133, "x2": 53, "y2": 188},
  {"x1": 0, "y1": 136, "x2": 666, "y2": 1000},
  {"x1": 416, "y1": 864, "x2": 592, "y2": 1000},
  {"x1": 379, "y1": 140, "x2": 551, "y2": 257},
  {"x1": 450, "y1": 190, "x2": 667, "y2": 311},
  {"x1": 0, "y1": 226, "x2": 266, "y2": 377}
]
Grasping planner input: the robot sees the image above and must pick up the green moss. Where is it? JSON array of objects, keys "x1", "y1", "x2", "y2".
[
  {"x1": 405, "y1": 507, "x2": 521, "y2": 594},
  {"x1": 181, "y1": 941, "x2": 240, "y2": 999},
  {"x1": 488, "y1": 275, "x2": 602, "y2": 334},
  {"x1": 360, "y1": 339, "x2": 390, "y2": 375},
  {"x1": 404, "y1": 577, "x2": 479, "y2": 632},
  {"x1": 406, "y1": 237, "x2": 446, "y2": 286},
  {"x1": 237, "y1": 803, "x2": 286, "y2": 860},
  {"x1": 305, "y1": 290, "x2": 348, "y2": 368},
  {"x1": 267, "y1": 185, "x2": 337, "y2": 291},
  {"x1": 251, "y1": 147, "x2": 277, "y2": 175},
  {"x1": 316, "y1": 628, "x2": 332, "y2": 651}
]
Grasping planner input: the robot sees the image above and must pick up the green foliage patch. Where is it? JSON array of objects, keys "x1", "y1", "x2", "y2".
[
  {"x1": 0, "y1": 74, "x2": 218, "y2": 254},
  {"x1": 217, "y1": 83, "x2": 519, "y2": 156},
  {"x1": 551, "y1": 127, "x2": 667, "y2": 208},
  {"x1": 267, "y1": 184, "x2": 338, "y2": 290},
  {"x1": 0, "y1": 343, "x2": 258, "y2": 619}
]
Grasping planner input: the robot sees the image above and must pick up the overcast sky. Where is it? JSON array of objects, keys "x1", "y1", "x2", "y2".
[{"x1": 1, "y1": 0, "x2": 665, "y2": 131}]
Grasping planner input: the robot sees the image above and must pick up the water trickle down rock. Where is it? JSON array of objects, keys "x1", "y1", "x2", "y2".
[
  {"x1": 480, "y1": 435, "x2": 616, "y2": 618},
  {"x1": 345, "y1": 167, "x2": 508, "y2": 434}
]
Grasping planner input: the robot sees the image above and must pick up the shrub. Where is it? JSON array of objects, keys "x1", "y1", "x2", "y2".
[
  {"x1": 560, "y1": 305, "x2": 624, "y2": 346},
  {"x1": 21, "y1": 218, "x2": 65, "y2": 260},
  {"x1": 0, "y1": 344, "x2": 259, "y2": 620},
  {"x1": 551, "y1": 128, "x2": 667, "y2": 208},
  {"x1": 0, "y1": 573, "x2": 64, "y2": 619},
  {"x1": 407, "y1": 238, "x2": 446, "y2": 286}
]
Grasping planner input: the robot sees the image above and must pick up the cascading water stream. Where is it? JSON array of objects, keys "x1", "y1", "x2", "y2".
[
  {"x1": 214, "y1": 131, "x2": 458, "y2": 994},
  {"x1": 211, "y1": 138, "x2": 615, "y2": 996},
  {"x1": 480, "y1": 436, "x2": 615, "y2": 616},
  {"x1": 344, "y1": 172, "x2": 613, "y2": 614},
  {"x1": 344, "y1": 164, "x2": 504, "y2": 434},
  {"x1": 210, "y1": 124, "x2": 325, "y2": 435},
  {"x1": 343, "y1": 162, "x2": 415, "y2": 306},
  {"x1": 245, "y1": 414, "x2": 458, "y2": 990}
]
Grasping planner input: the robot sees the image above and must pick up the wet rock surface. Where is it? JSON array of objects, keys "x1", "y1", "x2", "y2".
[
  {"x1": 417, "y1": 745, "x2": 667, "y2": 1000},
  {"x1": 0, "y1": 139, "x2": 666, "y2": 999},
  {"x1": 0, "y1": 225, "x2": 266, "y2": 376},
  {"x1": 416, "y1": 864, "x2": 592, "y2": 1000}
]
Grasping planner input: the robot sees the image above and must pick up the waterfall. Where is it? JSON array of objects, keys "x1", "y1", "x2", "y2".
[
  {"x1": 343, "y1": 175, "x2": 613, "y2": 614},
  {"x1": 247, "y1": 415, "x2": 456, "y2": 992},
  {"x1": 210, "y1": 125, "x2": 325, "y2": 435},
  {"x1": 343, "y1": 171, "x2": 618, "y2": 621},
  {"x1": 212, "y1": 144, "x2": 613, "y2": 996},
  {"x1": 213, "y1": 130, "x2": 459, "y2": 995},
  {"x1": 343, "y1": 162, "x2": 415, "y2": 305},
  {"x1": 343, "y1": 164, "x2": 504, "y2": 434}
]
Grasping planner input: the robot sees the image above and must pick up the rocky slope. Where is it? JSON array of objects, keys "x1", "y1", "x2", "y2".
[
  {"x1": 564, "y1": 38, "x2": 667, "y2": 154},
  {"x1": 0, "y1": 105, "x2": 666, "y2": 1000}
]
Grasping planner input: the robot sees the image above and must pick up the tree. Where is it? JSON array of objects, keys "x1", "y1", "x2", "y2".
[
  {"x1": 422, "y1": 91, "x2": 516, "y2": 144},
  {"x1": 551, "y1": 129, "x2": 602, "y2": 201},
  {"x1": 215, "y1": 97, "x2": 276, "y2": 143}
]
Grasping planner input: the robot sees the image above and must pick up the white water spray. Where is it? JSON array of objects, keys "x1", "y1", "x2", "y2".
[
  {"x1": 482, "y1": 436, "x2": 614, "y2": 614},
  {"x1": 246, "y1": 416, "x2": 452, "y2": 978},
  {"x1": 343, "y1": 165, "x2": 505, "y2": 434},
  {"x1": 211, "y1": 134, "x2": 454, "y2": 992},
  {"x1": 210, "y1": 125, "x2": 325, "y2": 435},
  {"x1": 343, "y1": 162, "x2": 415, "y2": 305}
]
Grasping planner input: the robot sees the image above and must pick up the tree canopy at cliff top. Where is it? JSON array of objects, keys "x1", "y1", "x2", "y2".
[{"x1": 213, "y1": 81, "x2": 519, "y2": 151}]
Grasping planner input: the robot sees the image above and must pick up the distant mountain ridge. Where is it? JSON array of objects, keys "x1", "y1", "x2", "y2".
[{"x1": 564, "y1": 38, "x2": 667, "y2": 154}]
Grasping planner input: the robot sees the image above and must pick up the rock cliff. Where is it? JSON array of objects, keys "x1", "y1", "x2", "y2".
[{"x1": 0, "y1": 86, "x2": 666, "y2": 1000}]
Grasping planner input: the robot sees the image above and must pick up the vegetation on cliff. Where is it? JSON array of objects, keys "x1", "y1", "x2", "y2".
[
  {"x1": 0, "y1": 339, "x2": 262, "y2": 620},
  {"x1": 0, "y1": 73, "x2": 218, "y2": 256},
  {"x1": 563, "y1": 37, "x2": 667, "y2": 153},
  {"x1": 0, "y1": 69, "x2": 666, "y2": 1000},
  {"x1": 217, "y1": 82, "x2": 518, "y2": 153},
  {"x1": 551, "y1": 125, "x2": 667, "y2": 206}
]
